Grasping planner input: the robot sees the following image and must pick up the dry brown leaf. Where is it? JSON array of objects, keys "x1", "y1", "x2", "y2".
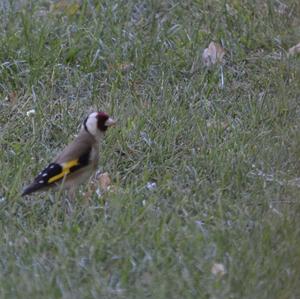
[
  {"x1": 8, "y1": 91, "x2": 17, "y2": 105},
  {"x1": 98, "y1": 172, "x2": 111, "y2": 192},
  {"x1": 84, "y1": 173, "x2": 113, "y2": 200},
  {"x1": 202, "y1": 42, "x2": 225, "y2": 67},
  {"x1": 50, "y1": 0, "x2": 81, "y2": 16},
  {"x1": 83, "y1": 180, "x2": 97, "y2": 201},
  {"x1": 118, "y1": 63, "x2": 134, "y2": 72},
  {"x1": 288, "y1": 42, "x2": 300, "y2": 56},
  {"x1": 207, "y1": 120, "x2": 229, "y2": 130}
]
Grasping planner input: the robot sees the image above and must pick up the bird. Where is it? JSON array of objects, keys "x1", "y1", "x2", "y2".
[{"x1": 21, "y1": 111, "x2": 116, "y2": 198}]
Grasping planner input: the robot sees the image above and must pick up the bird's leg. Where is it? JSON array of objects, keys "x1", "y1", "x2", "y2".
[
  {"x1": 55, "y1": 179, "x2": 72, "y2": 214},
  {"x1": 68, "y1": 187, "x2": 76, "y2": 201},
  {"x1": 64, "y1": 197, "x2": 73, "y2": 215},
  {"x1": 62, "y1": 187, "x2": 77, "y2": 215}
]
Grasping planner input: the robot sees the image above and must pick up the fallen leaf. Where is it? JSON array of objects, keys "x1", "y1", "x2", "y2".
[
  {"x1": 50, "y1": 0, "x2": 81, "y2": 16},
  {"x1": 211, "y1": 262, "x2": 226, "y2": 277},
  {"x1": 98, "y1": 172, "x2": 111, "y2": 192},
  {"x1": 202, "y1": 42, "x2": 225, "y2": 67},
  {"x1": 288, "y1": 42, "x2": 300, "y2": 56},
  {"x1": 206, "y1": 120, "x2": 229, "y2": 130},
  {"x1": 67, "y1": 3, "x2": 80, "y2": 15},
  {"x1": 84, "y1": 173, "x2": 113, "y2": 200},
  {"x1": 8, "y1": 91, "x2": 17, "y2": 105},
  {"x1": 117, "y1": 63, "x2": 134, "y2": 73},
  {"x1": 83, "y1": 181, "x2": 97, "y2": 200}
]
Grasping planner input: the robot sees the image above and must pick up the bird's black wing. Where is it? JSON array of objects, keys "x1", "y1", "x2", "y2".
[{"x1": 21, "y1": 149, "x2": 91, "y2": 196}]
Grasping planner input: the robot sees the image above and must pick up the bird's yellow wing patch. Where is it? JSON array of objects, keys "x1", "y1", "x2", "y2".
[
  {"x1": 47, "y1": 160, "x2": 79, "y2": 183},
  {"x1": 22, "y1": 149, "x2": 92, "y2": 196}
]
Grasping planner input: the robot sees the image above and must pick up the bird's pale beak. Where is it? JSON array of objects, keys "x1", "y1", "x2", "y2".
[{"x1": 104, "y1": 118, "x2": 117, "y2": 127}]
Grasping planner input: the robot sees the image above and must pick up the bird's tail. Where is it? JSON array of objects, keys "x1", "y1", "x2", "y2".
[{"x1": 21, "y1": 183, "x2": 43, "y2": 196}]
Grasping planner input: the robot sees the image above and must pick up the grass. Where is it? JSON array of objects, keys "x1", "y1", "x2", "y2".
[{"x1": 1, "y1": 0, "x2": 300, "y2": 298}]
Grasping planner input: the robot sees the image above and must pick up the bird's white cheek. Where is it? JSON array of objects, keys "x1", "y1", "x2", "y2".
[{"x1": 86, "y1": 116, "x2": 99, "y2": 137}]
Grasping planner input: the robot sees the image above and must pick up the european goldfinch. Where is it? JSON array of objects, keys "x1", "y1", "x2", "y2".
[{"x1": 22, "y1": 111, "x2": 116, "y2": 197}]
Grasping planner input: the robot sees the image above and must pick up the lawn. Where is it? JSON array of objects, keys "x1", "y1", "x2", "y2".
[{"x1": 0, "y1": 0, "x2": 300, "y2": 298}]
